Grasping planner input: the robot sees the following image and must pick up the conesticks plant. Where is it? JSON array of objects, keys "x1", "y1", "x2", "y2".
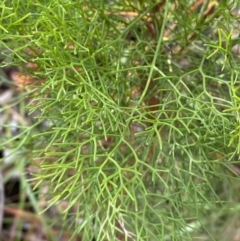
[{"x1": 1, "y1": 0, "x2": 240, "y2": 240}]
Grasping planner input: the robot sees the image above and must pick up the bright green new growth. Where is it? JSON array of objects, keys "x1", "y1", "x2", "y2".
[{"x1": 1, "y1": 0, "x2": 240, "y2": 240}]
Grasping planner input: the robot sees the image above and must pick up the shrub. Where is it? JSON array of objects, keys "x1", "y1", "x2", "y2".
[{"x1": 1, "y1": 1, "x2": 240, "y2": 240}]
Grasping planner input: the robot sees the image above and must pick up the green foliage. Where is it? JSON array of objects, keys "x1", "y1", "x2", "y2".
[{"x1": 1, "y1": 0, "x2": 240, "y2": 240}]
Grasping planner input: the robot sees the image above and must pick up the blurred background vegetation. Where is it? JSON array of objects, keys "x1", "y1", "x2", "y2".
[{"x1": 1, "y1": 0, "x2": 240, "y2": 240}]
